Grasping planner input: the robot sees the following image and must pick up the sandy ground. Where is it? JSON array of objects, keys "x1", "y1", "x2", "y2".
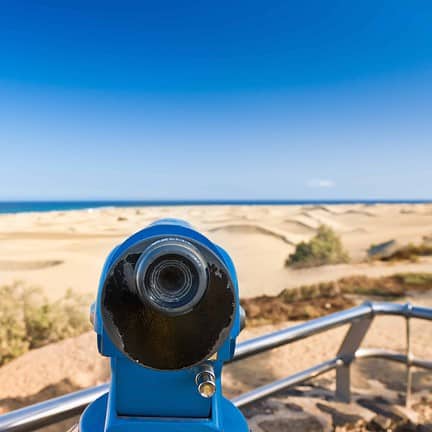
[
  {"x1": 0, "y1": 203, "x2": 431, "y2": 422},
  {"x1": 1, "y1": 203, "x2": 432, "y2": 300}
]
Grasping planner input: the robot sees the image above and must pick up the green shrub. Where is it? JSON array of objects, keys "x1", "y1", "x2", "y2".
[
  {"x1": 0, "y1": 282, "x2": 91, "y2": 366},
  {"x1": 286, "y1": 225, "x2": 350, "y2": 268}
]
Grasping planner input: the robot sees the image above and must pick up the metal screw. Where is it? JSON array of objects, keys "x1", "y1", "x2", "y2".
[{"x1": 195, "y1": 364, "x2": 216, "y2": 398}]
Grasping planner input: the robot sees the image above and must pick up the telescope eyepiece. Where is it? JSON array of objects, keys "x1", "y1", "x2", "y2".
[
  {"x1": 135, "y1": 238, "x2": 207, "y2": 315},
  {"x1": 101, "y1": 228, "x2": 236, "y2": 370}
]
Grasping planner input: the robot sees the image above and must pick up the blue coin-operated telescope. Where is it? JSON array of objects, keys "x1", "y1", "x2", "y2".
[{"x1": 80, "y1": 219, "x2": 249, "y2": 432}]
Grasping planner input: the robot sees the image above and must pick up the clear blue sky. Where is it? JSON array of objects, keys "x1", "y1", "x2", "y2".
[{"x1": 0, "y1": 1, "x2": 431, "y2": 200}]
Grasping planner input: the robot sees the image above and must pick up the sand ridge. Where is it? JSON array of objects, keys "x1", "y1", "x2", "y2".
[{"x1": 0, "y1": 204, "x2": 432, "y2": 299}]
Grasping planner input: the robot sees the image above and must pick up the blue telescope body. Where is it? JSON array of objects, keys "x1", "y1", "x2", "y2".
[{"x1": 80, "y1": 219, "x2": 249, "y2": 432}]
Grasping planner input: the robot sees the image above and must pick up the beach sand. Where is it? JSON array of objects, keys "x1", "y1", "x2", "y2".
[
  {"x1": 0, "y1": 204, "x2": 431, "y2": 423},
  {"x1": 1, "y1": 203, "x2": 432, "y2": 300}
]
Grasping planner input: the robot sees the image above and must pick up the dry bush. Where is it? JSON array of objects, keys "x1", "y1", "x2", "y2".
[
  {"x1": 368, "y1": 242, "x2": 432, "y2": 262},
  {"x1": 0, "y1": 282, "x2": 91, "y2": 366},
  {"x1": 286, "y1": 225, "x2": 350, "y2": 269},
  {"x1": 0, "y1": 283, "x2": 28, "y2": 365}
]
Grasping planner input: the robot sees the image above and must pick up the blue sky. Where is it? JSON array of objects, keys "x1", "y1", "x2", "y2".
[{"x1": 0, "y1": 1, "x2": 431, "y2": 200}]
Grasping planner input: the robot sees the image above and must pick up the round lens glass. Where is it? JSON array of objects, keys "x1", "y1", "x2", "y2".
[
  {"x1": 157, "y1": 265, "x2": 186, "y2": 293},
  {"x1": 144, "y1": 254, "x2": 200, "y2": 312}
]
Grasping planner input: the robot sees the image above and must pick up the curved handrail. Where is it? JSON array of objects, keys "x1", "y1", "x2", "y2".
[{"x1": 0, "y1": 301, "x2": 430, "y2": 432}]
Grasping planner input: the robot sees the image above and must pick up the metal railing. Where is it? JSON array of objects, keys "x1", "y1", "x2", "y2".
[{"x1": 0, "y1": 301, "x2": 431, "y2": 432}]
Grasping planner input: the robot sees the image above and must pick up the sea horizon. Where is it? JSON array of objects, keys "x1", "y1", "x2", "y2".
[{"x1": 0, "y1": 199, "x2": 431, "y2": 214}]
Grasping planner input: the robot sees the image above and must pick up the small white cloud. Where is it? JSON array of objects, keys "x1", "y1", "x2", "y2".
[{"x1": 307, "y1": 179, "x2": 336, "y2": 188}]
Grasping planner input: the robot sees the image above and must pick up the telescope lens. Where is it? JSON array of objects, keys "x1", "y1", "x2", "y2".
[
  {"x1": 135, "y1": 239, "x2": 208, "y2": 315},
  {"x1": 158, "y1": 263, "x2": 187, "y2": 293},
  {"x1": 146, "y1": 254, "x2": 199, "y2": 310}
]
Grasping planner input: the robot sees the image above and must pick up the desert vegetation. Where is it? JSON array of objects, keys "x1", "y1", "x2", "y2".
[
  {"x1": 0, "y1": 282, "x2": 91, "y2": 366},
  {"x1": 368, "y1": 241, "x2": 432, "y2": 262},
  {"x1": 286, "y1": 225, "x2": 350, "y2": 268},
  {"x1": 241, "y1": 272, "x2": 432, "y2": 326}
]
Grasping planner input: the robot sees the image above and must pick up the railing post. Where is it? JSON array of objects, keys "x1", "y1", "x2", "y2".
[
  {"x1": 335, "y1": 359, "x2": 351, "y2": 403},
  {"x1": 335, "y1": 316, "x2": 373, "y2": 402},
  {"x1": 405, "y1": 303, "x2": 413, "y2": 407}
]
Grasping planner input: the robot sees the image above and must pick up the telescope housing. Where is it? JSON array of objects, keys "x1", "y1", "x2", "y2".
[{"x1": 80, "y1": 219, "x2": 248, "y2": 432}]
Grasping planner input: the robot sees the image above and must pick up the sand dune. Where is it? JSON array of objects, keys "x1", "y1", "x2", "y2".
[
  {"x1": 0, "y1": 260, "x2": 63, "y2": 271},
  {"x1": 0, "y1": 204, "x2": 431, "y2": 299},
  {"x1": 0, "y1": 231, "x2": 123, "y2": 240},
  {"x1": 340, "y1": 209, "x2": 377, "y2": 217},
  {"x1": 281, "y1": 218, "x2": 318, "y2": 232},
  {"x1": 300, "y1": 210, "x2": 350, "y2": 232},
  {"x1": 208, "y1": 223, "x2": 296, "y2": 245}
]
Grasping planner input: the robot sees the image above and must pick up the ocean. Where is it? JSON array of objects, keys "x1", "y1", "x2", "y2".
[{"x1": 0, "y1": 200, "x2": 431, "y2": 214}]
